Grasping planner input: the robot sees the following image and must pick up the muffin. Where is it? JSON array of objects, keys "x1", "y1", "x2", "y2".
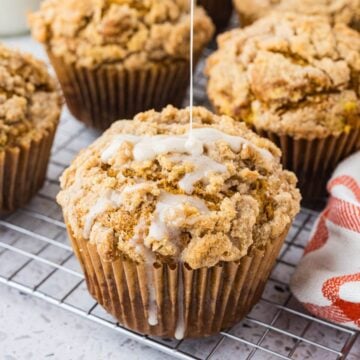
[
  {"x1": 198, "y1": 0, "x2": 233, "y2": 31},
  {"x1": 29, "y1": 0, "x2": 214, "y2": 130},
  {"x1": 0, "y1": 44, "x2": 61, "y2": 214},
  {"x1": 206, "y1": 13, "x2": 360, "y2": 200},
  {"x1": 233, "y1": 0, "x2": 360, "y2": 29},
  {"x1": 57, "y1": 106, "x2": 300, "y2": 338}
]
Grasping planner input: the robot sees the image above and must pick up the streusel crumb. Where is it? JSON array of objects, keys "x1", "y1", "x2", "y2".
[
  {"x1": 57, "y1": 106, "x2": 300, "y2": 269},
  {"x1": 0, "y1": 44, "x2": 61, "y2": 148},
  {"x1": 206, "y1": 13, "x2": 360, "y2": 139},
  {"x1": 29, "y1": 0, "x2": 214, "y2": 68},
  {"x1": 234, "y1": 0, "x2": 360, "y2": 29}
]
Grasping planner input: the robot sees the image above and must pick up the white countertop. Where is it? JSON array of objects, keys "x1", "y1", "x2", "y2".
[{"x1": 0, "y1": 285, "x2": 170, "y2": 360}]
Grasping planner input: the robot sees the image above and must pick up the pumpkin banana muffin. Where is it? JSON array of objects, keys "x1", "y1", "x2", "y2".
[
  {"x1": 0, "y1": 44, "x2": 61, "y2": 213},
  {"x1": 206, "y1": 13, "x2": 360, "y2": 200},
  {"x1": 29, "y1": 0, "x2": 214, "y2": 130},
  {"x1": 57, "y1": 106, "x2": 300, "y2": 338},
  {"x1": 233, "y1": 0, "x2": 360, "y2": 30}
]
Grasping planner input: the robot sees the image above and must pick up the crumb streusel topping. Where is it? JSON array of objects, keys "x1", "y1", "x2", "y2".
[
  {"x1": 29, "y1": 0, "x2": 214, "y2": 68},
  {"x1": 206, "y1": 13, "x2": 360, "y2": 139},
  {"x1": 0, "y1": 44, "x2": 61, "y2": 148},
  {"x1": 234, "y1": 0, "x2": 360, "y2": 29},
  {"x1": 57, "y1": 106, "x2": 300, "y2": 269}
]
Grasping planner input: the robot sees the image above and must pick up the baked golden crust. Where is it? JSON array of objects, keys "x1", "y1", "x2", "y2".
[
  {"x1": 29, "y1": 0, "x2": 214, "y2": 68},
  {"x1": 206, "y1": 13, "x2": 360, "y2": 139},
  {"x1": 234, "y1": 0, "x2": 360, "y2": 29},
  {"x1": 57, "y1": 106, "x2": 300, "y2": 269},
  {"x1": 0, "y1": 44, "x2": 61, "y2": 148}
]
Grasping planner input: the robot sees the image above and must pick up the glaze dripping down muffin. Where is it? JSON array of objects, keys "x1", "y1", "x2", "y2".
[
  {"x1": 57, "y1": 106, "x2": 300, "y2": 269},
  {"x1": 57, "y1": 106, "x2": 300, "y2": 338}
]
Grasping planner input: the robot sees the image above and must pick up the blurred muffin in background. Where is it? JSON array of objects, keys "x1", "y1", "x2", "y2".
[
  {"x1": 206, "y1": 13, "x2": 360, "y2": 201},
  {"x1": 0, "y1": 44, "x2": 61, "y2": 213},
  {"x1": 233, "y1": 0, "x2": 360, "y2": 29},
  {"x1": 198, "y1": 0, "x2": 233, "y2": 32},
  {"x1": 29, "y1": 0, "x2": 214, "y2": 130},
  {"x1": 57, "y1": 105, "x2": 300, "y2": 338}
]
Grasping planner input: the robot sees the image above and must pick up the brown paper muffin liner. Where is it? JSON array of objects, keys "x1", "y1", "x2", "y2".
[
  {"x1": 66, "y1": 222, "x2": 288, "y2": 338},
  {"x1": 198, "y1": 0, "x2": 233, "y2": 31},
  {"x1": 48, "y1": 53, "x2": 193, "y2": 130},
  {"x1": 0, "y1": 123, "x2": 58, "y2": 214},
  {"x1": 256, "y1": 128, "x2": 360, "y2": 201}
]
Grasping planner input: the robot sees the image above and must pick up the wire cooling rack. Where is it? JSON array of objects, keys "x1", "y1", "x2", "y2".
[{"x1": 1, "y1": 37, "x2": 360, "y2": 360}]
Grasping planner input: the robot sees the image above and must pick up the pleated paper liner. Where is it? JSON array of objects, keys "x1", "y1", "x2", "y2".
[
  {"x1": 48, "y1": 52, "x2": 193, "y2": 131},
  {"x1": 256, "y1": 128, "x2": 360, "y2": 203},
  {"x1": 0, "y1": 123, "x2": 58, "y2": 214},
  {"x1": 198, "y1": 0, "x2": 233, "y2": 31},
  {"x1": 66, "y1": 222, "x2": 288, "y2": 338}
]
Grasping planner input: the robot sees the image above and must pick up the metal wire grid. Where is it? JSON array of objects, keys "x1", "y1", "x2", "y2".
[{"x1": 0, "y1": 42, "x2": 359, "y2": 360}]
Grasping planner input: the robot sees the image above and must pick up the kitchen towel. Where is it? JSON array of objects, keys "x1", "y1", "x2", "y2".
[{"x1": 290, "y1": 151, "x2": 360, "y2": 330}]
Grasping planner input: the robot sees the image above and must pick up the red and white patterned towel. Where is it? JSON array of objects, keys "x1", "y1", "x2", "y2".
[{"x1": 290, "y1": 152, "x2": 360, "y2": 330}]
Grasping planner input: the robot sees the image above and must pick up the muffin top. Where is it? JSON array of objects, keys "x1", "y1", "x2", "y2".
[
  {"x1": 206, "y1": 13, "x2": 360, "y2": 139},
  {"x1": 0, "y1": 44, "x2": 61, "y2": 148},
  {"x1": 57, "y1": 106, "x2": 300, "y2": 269},
  {"x1": 29, "y1": 0, "x2": 214, "y2": 68},
  {"x1": 234, "y1": 0, "x2": 360, "y2": 29}
]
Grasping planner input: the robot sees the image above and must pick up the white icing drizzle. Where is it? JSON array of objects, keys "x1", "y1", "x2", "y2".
[
  {"x1": 83, "y1": 187, "x2": 208, "y2": 327},
  {"x1": 146, "y1": 273, "x2": 158, "y2": 327},
  {"x1": 175, "y1": 265, "x2": 185, "y2": 340},
  {"x1": 172, "y1": 155, "x2": 227, "y2": 194},
  {"x1": 83, "y1": 183, "x2": 150, "y2": 239},
  {"x1": 101, "y1": 134, "x2": 140, "y2": 163},
  {"x1": 148, "y1": 192, "x2": 209, "y2": 241},
  {"x1": 129, "y1": 220, "x2": 158, "y2": 326},
  {"x1": 83, "y1": 191, "x2": 116, "y2": 239},
  {"x1": 102, "y1": 128, "x2": 273, "y2": 165},
  {"x1": 101, "y1": 128, "x2": 272, "y2": 197}
]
